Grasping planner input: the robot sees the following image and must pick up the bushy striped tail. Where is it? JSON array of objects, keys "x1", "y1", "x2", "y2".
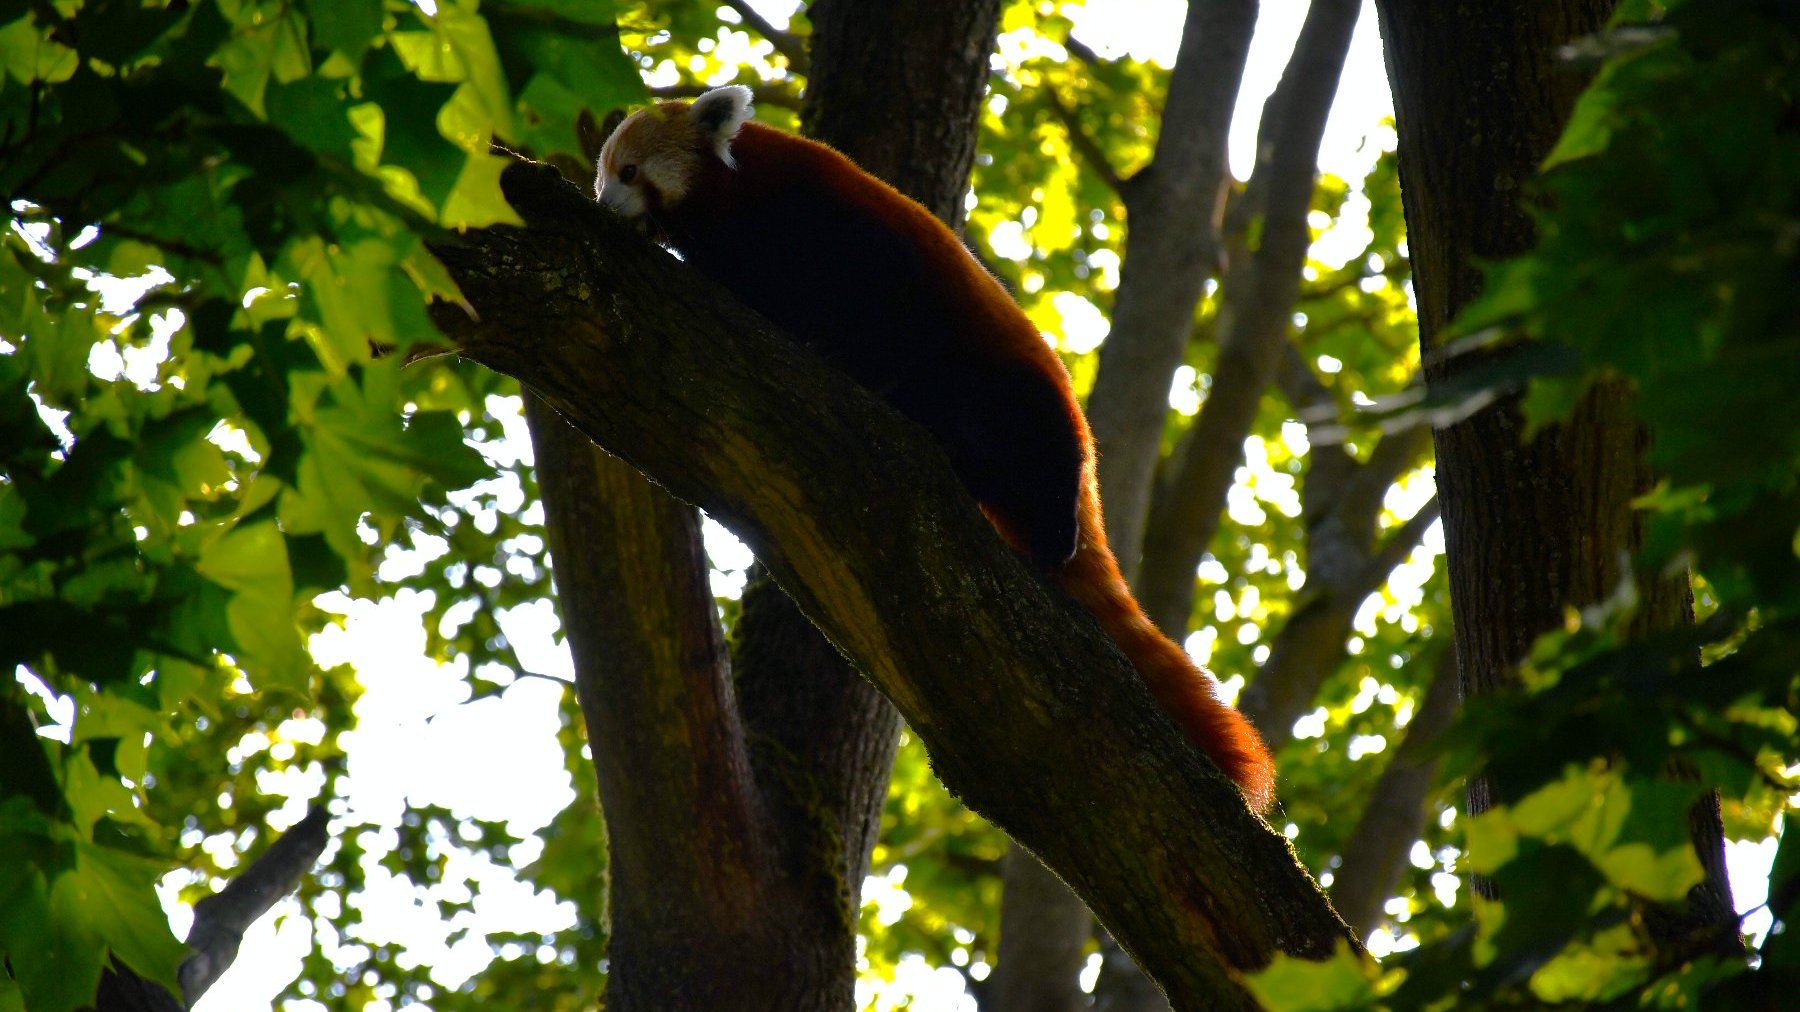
[{"x1": 1058, "y1": 496, "x2": 1275, "y2": 812}]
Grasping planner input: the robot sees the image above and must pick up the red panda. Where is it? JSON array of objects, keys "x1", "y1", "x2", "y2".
[{"x1": 596, "y1": 85, "x2": 1274, "y2": 811}]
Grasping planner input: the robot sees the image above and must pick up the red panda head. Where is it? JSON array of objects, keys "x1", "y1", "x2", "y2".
[{"x1": 595, "y1": 85, "x2": 754, "y2": 221}]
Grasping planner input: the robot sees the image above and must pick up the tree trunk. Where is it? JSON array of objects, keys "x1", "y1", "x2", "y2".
[
  {"x1": 523, "y1": 4, "x2": 1009, "y2": 1006},
  {"x1": 804, "y1": 0, "x2": 1000, "y2": 224},
  {"x1": 1374, "y1": 0, "x2": 1736, "y2": 954},
  {"x1": 529, "y1": 405, "x2": 850, "y2": 1008},
  {"x1": 991, "y1": 850, "x2": 1092, "y2": 1012}
]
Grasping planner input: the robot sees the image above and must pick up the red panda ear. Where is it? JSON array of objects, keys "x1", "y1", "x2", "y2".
[{"x1": 688, "y1": 85, "x2": 754, "y2": 165}]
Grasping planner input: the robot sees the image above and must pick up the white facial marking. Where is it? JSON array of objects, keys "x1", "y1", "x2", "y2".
[{"x1": 595, "y1": 166, "x2": 648, "y2": 219}]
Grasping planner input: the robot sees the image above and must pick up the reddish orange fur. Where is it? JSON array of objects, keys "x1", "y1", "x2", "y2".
[{"x1": 600, "y1": 92, "x2": 1275, "y2": 811}]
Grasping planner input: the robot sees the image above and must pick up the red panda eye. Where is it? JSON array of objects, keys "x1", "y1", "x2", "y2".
[{"x1": 619, "y1": 164, "x2": 638, "y2": 184}]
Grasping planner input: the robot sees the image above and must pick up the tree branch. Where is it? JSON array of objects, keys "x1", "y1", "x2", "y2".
[
  {"x1": 1327, "y1": 646, "x2": 1459, "y2": 936},
  {"x1": 525, "y1": 397, "x2": 824, "y2": 1004},
  {"x1": 176, "y1": 806, "x2": 329, "y2": 1004},
  {"x1": 649, "y1": 82, "x2": 803, "y2": 111},
  {"x1": 1083, "y1": 0, "x2": 1259, "y2": 580},
  {"x1": 1042, "y1": 85, "x2": 1125, "y2": 196},
  {"x1": 719, "y1": 0, "x2": 810, "y2": 73},
  {"x1": 1133, "y1": 0, "x2": 1364, "y2": 635},
  {"x1": 425, "y1": 161, "x2": 1358, "y2": 1004},
  {"x1": 1357, "y1": 496, "x2": 1441, "y2": 590},
  {"x1": 1238, "y1": 495, "x2": 1438, "y2": 754}
]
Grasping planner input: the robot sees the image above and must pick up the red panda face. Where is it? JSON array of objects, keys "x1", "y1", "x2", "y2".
[{"x1": 595, "y1": 85, "x2": 754, "y2": 222}]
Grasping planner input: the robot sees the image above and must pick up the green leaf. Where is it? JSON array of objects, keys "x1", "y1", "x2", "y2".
[
  {"x1": 402, "y1": 410, "x2": 493, "y2": 490},
  {"x1": 61, "y1": 747, "x2": 148, "y2": 836},
  {"x1": 267, "y1": 76, "x2": 360, "y2": 160},
  {"x1": 304, "y1": 0, "x2": 383, "y2": 62},
  {"x1": 0, "y1": 17, "x2": 78, "y2": 84},
  {"x1": 62, "y1": 839, "x2": 186, "y2": 998},
  {"x1": 197, "y1": 521, "x2": 309, "y2": 693},
  {"x1": 0, "y1": 806, "x2": 100, "y2": 1012},
  {"x1": 1763, "y1": 811, "x2": 1800, "y2": 969},
  {"x1": 361, "y1": 46, "x2": 465, "y2": 209},
  {"x1": 1246, "y1": 942, "x2": 1381, "y2": 1011},
  {"x1": 137, "y1": 408, "x2": 232, "y2": 503},
  {"x1": 439, "y1": 146, "x2": 525, "y2": 228},
  {"x1": 429, "y1": 4, "x2": 518, "y2": 140},
  {"x1": 489, "y1": 5, "x2": 642, "y2": 159},
  {"x1": 491, "y1": 0, "x2": 619, "y2": 25}
]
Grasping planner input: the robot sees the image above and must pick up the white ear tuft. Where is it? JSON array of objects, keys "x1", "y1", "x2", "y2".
[{"x1": 688, "y1": 85, "x2": 754, "y2": 166}]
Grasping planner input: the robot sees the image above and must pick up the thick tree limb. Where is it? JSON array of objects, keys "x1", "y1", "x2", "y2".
[
  {"x1": 428, "y1": 160, "x2": 1357, "y2": 1006},
  {"x1": 527, "y1": 399, "x2": 856, "y2": 1008}
]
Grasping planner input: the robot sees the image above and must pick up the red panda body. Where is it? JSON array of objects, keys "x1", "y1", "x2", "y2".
[{"x1": 598, "y1": 87, "x2": 1274, "y2": 811}]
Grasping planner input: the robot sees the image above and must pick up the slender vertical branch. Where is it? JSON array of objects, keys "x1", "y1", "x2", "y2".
[
  {"x1": 1328, "y1": 648, "x2": 1459, "y2": 936},
  {"x1": 1134, "y1": 0, "x2": 1364, "y2": 634},
  {"x1": 1084, "y1": 0, "x2": 1261, "y2": 581}
]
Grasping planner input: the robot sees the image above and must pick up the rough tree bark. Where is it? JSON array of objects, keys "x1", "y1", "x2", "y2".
[
  {"x1": 520, "y1": 3, "x2": 1006, "y2": 1006},
  {"x1": 529, "y1": 418, "x2": 838, "y2": 1007},
  {"x1": 803, "y1": 0, "x2": 999, "y2": 224},
  {"x1": 1374, "y1": 0, "x2": 1737, "y2": 957},
  {"x1": 427, "y1": 160, "x2": 1359, "y2": 1007}
]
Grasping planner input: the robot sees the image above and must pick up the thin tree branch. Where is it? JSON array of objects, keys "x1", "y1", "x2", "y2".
[
  {"x1": 1083, "y1": 0, "x2": 1261, "y2": 581},
  {"x1": 177, "y1": 806, "x2": 330, "y2": 1005},
  {"x1": 1042, "y1": 85, "x2": 1125, "y2": 196},
  {"x1": 1134, "y1": 0, "x2": 1364, "y2": 636},
  {"x1": 1328, "y1": 646, "x2": 1459, "y2": 936},
  {"x1": 649, "y1": 82, "x2": 803, "y2": 111},
  {"x1": 1064, "y1": 34, "x2": 1104, "y2": 66},
  {"x1": 1335, "y1": 418, "x2": 1430, "y2": 526},
  {"x1": 1358, "y1": 496, "x2": 1441, "y2": 589},
  {"x1": 720, "y1": 0, "x2": 810, "y2": 73},
  {"x1": 1239, "y1": 495, "x2": 1439, "y2": 754}
]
